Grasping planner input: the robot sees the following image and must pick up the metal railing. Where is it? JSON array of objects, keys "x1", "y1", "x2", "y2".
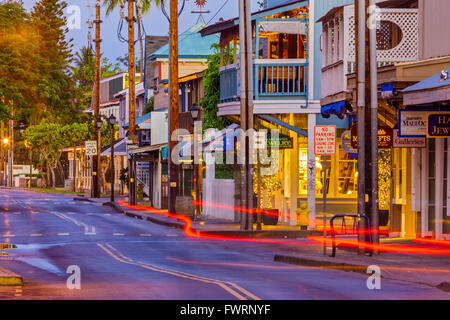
[
  {"x1": 328, "y1": 214, "x2": 373, "y2": 257},
  {"x1": 254, "y1": 59, "x2": 307, "y2": 99},
  {"x1": 219, "y1": 64, "x2": 238, "y2": 103}
]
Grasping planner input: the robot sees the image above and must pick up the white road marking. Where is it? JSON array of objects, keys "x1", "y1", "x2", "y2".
[
  {"x1": 2, "y1": 234, "x2": 15, "y2": 237},
  {"x1": 30, "y1": 233, "x2": 43, "y2": 237},
  {"x1": 84, "y1": 232, "x2": 96, "y2": 235},
  {"x1": 104, "y1": 214, "x2": 111, "y2": 216},
  {"x1": 166, "y1": 234, "x2": 178, "y2": 237},
  {"x1": 57, "y1": 233, "x2": 70, "y2": 236},
  {"x1": 140, "y1": 234, "x2": 152, "y2": 237},
  {"x1": 113, "y1": 233, "x2": 125, "y2": 236}
]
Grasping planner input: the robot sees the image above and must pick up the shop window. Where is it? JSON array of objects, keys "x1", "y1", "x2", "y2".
[{"x1": 337, "y1": 146, "x2": 358, "y2": 196}]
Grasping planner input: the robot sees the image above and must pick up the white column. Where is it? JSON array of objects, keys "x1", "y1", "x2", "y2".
[
  {"x1": 435, "y1": 138, "x2": 444, "y2": 239},
  {"x1": 289, "y1": 130, "x2": 299, "y2": 226},
  {"x1": 307, "y1": 113, "x2": 316, "y2": 229},
  {"x1": 421, "y1": 146, "x2": 428, "y2": 237}
]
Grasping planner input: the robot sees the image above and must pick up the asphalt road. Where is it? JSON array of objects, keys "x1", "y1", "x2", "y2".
[{"x1": 0, "y1": 189, "x2": 448, "y2": 300}]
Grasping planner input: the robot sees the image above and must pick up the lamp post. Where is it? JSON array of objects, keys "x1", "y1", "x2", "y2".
[
  {"x1": 2, "y1": 138, "x2": 8, "y2": 187},
  {"x1": 189, "y1": 104, "x2": 200, "y2": 220},
  {"x1": 94, "y1": 118, "x2": 103, "y2": 197},
  {"x1": 108, "y1": 114, "x2": 116, "y2": 202}
]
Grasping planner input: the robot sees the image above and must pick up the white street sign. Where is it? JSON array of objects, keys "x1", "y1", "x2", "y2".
[
  {"x1": 314, "y1": 125, "x2": 336, "y2": 155},
  {"x1": 85, "y1": 141, "x2": 97, "y2": 156}
]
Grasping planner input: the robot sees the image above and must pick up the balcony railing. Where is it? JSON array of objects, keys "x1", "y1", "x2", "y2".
[
  {"x1": 220, "y1": 64, "x2": 238, "y2": 103},
  {"x1": 219, "y1": 59, "x2": 308, "y2": 103},
  {"x1": 254, "y1": 59, "x2": 307, "y2": 99}
]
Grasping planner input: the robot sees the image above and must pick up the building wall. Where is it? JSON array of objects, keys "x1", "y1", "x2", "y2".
[
  {"x1": 419, "y1": 0, "x2": 450, "y2": 60},
  {"x1": 314, "y1": 0, "x2": 355, "y2": 101}
]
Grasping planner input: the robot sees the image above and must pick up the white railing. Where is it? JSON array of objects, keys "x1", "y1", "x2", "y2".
[{"x1": 344, "y1": 7, "x2": 419, "y2": 63}]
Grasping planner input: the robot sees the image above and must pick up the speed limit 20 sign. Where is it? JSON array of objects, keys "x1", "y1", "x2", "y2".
[{"x1": 85, "y1": 141, "x2": 98, "y2": 156}]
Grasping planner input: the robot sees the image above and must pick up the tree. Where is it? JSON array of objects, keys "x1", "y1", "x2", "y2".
[
  {"x1": 0, "y1": 2, "x2": 40, "y2": 122},
  {"x1": 103, "y1": 0, "x2": 160, "y2": 77},
  {"x1": 30, "y1": 0, "x2": 77, "y2": 123},
  {"x1": 199, "y1": 43, "x2": 231, "y2": 130},
  {"x1": 72, "y1": 46, "x2": 122, "y2": 110}
]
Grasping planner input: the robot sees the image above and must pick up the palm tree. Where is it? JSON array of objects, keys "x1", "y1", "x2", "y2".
[{"x1": 103, "y1": 0, "x2": 160, "y2": 77}]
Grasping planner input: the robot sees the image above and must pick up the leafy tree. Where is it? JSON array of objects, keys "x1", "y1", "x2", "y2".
[
  {"x1": 143, "y1": 96, "x2": 154, "y2": 115},
  {"x1": 30, "y1": 0, "x2": 77, "y2": 123},
  {"x1": 103, "y1": 0, "x2": 160, "y2": 75},
  {"x1": 0, "y1": 2, "x2": 40, "y2": 122},
  {"x1": 72, "y1": 46, "x2": 123, "y2": 110},
  {"x1": 199, "y1": 43, "x2": 231, "y2": 130}
]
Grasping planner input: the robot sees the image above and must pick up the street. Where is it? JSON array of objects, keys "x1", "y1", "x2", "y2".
[{"x1": 0, "y1": 189, "x2": 447, "y2": 300}]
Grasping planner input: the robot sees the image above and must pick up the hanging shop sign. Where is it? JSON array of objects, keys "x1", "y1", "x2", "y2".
[
  {"x1": 314, "y1": 125, "x2": 336, "y2": 155},
  {"x1": 398, "y1": 110, "x2": 427, "y2": 137},
  {"x1": 393, "y1": 129, "x2": 426, "y2": 148},
  {"x1": 266, "y1": 133, "x2": 293, "y2": 149},
  {"x1": 350, "y1": 125, "x2": 393, "y2": 149},
  {"x1": 341, "y1": 130, "x2": 357, "y2": 154},
  {"x1": 427, "y1": 113, "x2": 450, "y2": 138}
]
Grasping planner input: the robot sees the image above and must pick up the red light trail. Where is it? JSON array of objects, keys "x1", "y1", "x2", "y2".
[{"x1": 117, "y1": 200, "x2": 450, "y2": 256}]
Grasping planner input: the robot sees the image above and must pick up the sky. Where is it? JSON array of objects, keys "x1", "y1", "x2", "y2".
[{"x1": 22, "y1": 0, "x2": 261, "y2": 65}]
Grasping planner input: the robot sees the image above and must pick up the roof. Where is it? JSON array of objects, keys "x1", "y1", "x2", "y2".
[
  {"x1": 200, "y1": 0, "x2": 308, "y2": 37},
  {"x1": 403, "y1": 68, "x2": 450, "y2": 93},
  {"x1": 316, "y1": 0, "x2": 418, "y2": 23},
  {"x1": 122, "y1": 108, "x2": 168, "y2": 128},
  {"x1": 101, "y1": 138, "x2": 128, "y2": 157},
  {"x1": 149, "y1": 21, "x2": 219, "y2": 60}
]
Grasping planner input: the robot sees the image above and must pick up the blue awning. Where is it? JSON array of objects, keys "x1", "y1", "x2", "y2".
[{"x1": 321, "y1": 100, "x2": 352, "y2": 119}]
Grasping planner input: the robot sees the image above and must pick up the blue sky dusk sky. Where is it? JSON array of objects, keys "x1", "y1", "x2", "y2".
[{"x1": 23, "y1": 0, "x2": 260, "y2": 65}]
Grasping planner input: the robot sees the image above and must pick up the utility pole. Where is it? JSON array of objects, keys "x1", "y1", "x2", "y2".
[
  {"x1": 92, "y1": 0, "x2": 102, "y2": 198},
  {"x1": 369, "y1": 0, "x2": 379, "y2": 253},
  {"x1": 167, "y1": 0, "x2": 179, "y2": 214},
  {"x1": 356, "y1": 0, "x2": 366, "y2": 254},
  {"x1": 127, "y1": 0, "x2": 137, "y2": 205},
  {"x1": 357, "y1": 0, "x2": 378, "y2": 254},
  {"x1": 239, "y1": 0, "x2": 254, "y2": 231}
]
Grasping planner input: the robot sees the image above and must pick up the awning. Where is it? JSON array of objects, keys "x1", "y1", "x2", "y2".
[
  {"x1": 101, "y1": 138, "x2": 128, "y2": 157},
  {"x1": 258, "y1": 114, "x2": 308, "y2": 137},
  {"x1": 259, "y1": 20, "x2": 306, "y2": 35},
  {"x1": 320, "y1": 100, "x2": 353, "y2": 120},
  {"x1": 403, "y1": 68, "x2": 450, "y2": 106},
  {"x1": 128, "y1": 143, "x2": 168, "y2": 155}
]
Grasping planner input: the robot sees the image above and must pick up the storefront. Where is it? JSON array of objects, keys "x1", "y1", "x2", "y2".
[{"x1": 402, "y1": 68, "x2": 450, "y2": 239}]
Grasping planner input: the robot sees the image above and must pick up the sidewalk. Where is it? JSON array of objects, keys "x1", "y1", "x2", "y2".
[
  {"x1": 76, "y1": 196, "x2": 321, "y2": 238},
  {"x1": 273, "y1": 238, "x2": 450, "y2": 292}
]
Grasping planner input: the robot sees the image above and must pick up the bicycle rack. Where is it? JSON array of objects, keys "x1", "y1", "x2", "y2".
[{"x1": 329, "y1": 214, "x2": 373, "y2": 257}]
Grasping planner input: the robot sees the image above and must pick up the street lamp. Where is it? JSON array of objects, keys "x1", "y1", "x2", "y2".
[
  {"x1": 190, "y1": 104, "x2": 200, "y2": 221},
  {"x1": 108, "y1": 114, "x2": 116, "y2": 202},
  {"x1": 92, "y1": 117, "x2": 103, "y2": 198},
  {"x1": 2, "y1": 138, "x2": 8, "y2": 187}
]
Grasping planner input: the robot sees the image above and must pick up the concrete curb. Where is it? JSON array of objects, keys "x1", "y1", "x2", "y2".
[
  {"x1": 274, "y1": 254, "x2": 450, "y2": 293},
  {"x1": 102, "y1": 201, "x2": 125, "y2": 213},
  {"x1": 0, "y1": 266, "x2": 23, "y2": 286},
  {"x1": 73, "y1": 197, "x2": 94, "y2": 202}
]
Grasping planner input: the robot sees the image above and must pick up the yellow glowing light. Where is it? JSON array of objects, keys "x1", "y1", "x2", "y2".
[{"x1": 3, "y1": 138, "x2": 9, "y2": 144}]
